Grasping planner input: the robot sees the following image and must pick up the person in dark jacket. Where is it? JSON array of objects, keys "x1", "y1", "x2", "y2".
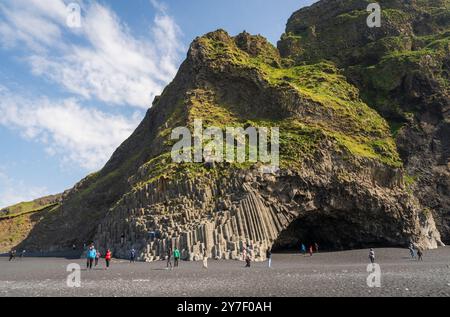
[
  {"x1": 245, "y1": 255, "x2": 251, "y2": 268},
  {"x1": 369, "y1": 248, "x2": 375, "y2": 264},
  {"x1": 417, "y1": 249, "x2": 423, "y2": 261},
  {"x1": 8, "y1": 249, "x2": 16, "y2": 261},
  {"x1": 266, "y1": 248, "x2": 272, "y2": 268},
  {"x1": 166, "y1": 248, "x2": 172, "y2": 270},
  {"x1": 130, "y1": 248, "x2": 136, "y2": 263}
]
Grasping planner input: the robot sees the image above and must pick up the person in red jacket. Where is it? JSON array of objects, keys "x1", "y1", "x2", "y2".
[
  {"x1": 105, "y1": 249, "x2": 112, "y2": 270},
  {"x1": 309, "y1": 245, "x2": 313, "y2": 257}
]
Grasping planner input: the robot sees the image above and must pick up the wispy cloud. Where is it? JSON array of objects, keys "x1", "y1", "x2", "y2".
[
  {"x1": 0, "y1": 0, "x2": 183, "y2": 108},
  {"x1": 0, "y1": 0, "x2": 183, "y2": 172},
  {"x1": 0, "y1": 86, "x2": 141, "y2": 170}
]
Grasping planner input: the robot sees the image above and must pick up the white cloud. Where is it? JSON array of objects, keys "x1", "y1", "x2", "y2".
[
  {"x1": 0, "y1": 0, "x2": 183, "y2": 108},
  {"x1": 0, "y1": 170, "x2": 49, "y2": 209},
  {"x1": 0, "y1": 0, "x2": 68, "y2": 52},
  {"x1": 0, "y1": 0, "x2": 183, "y2": 204},
  {"x1": 0, "y1": 87, "x2": 141, "y2": 170}
]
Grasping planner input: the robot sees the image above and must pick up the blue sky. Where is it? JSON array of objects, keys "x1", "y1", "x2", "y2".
[{"x1": 0, "y1": 0, "x2": 315, "y2": 208}]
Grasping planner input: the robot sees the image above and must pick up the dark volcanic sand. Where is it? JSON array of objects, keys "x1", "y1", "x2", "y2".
[{"x1": 1, "y1": 248, "x2": 450, "y2": 297}]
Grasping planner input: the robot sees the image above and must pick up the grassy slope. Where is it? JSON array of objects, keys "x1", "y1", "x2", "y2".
[
  {"x1": 1, "y1": 194, "x2": 61, "y2": 216},
  {"x1": 0, "y1": 204, "x2": 59, "y2": 252}
]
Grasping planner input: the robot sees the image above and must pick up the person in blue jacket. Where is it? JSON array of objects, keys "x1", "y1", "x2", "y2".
[
  {"x1": 86, "y1": 245, "x2": 97, "y2": 270},
  {"x1": 301, "y1": 243, "x2": 306, "y2": 256}
]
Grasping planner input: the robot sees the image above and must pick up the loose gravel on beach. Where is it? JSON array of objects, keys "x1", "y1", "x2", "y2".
[{"x1": 1, "y1": 247, "x2": 450, "y2": 297}]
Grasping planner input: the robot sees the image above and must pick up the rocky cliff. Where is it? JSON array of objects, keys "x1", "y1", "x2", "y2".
[
  {"x1": 8, "y1": 0, "x2": 448, "y2": 259},
  {"x1": 278, "y1": 0, "x2": 450, "y2": 242}
]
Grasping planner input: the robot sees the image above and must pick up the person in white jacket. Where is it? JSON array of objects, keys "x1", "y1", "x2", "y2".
[{"x1": 203, "y1": 251, "x2": 208, "y2": 269}]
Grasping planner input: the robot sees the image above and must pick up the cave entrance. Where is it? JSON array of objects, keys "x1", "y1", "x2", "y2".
[{"x1": 271, "y1": 211, "x2": 389, "y2": 252}]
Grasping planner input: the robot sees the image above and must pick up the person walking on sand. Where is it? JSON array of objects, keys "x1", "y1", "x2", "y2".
[
  {"x1": 314, "y1": 242, "x2": 319, "y2": 253},
  {"x1": 309, "y1": 245, "x2": 314, "y2": 257},
  {"x1": 130, "y1": 248, "x2": 136, "y2": 263},
  {"x1": 166, "y1": 248, "x2": 173, "y2": 270},
  {"x1": 266, "y1": 248, "x2": 272, "y2": 268},
  {"x1": 173, "y1": 248, "x2": 180, "y2": 267},
  {"x1": 369, "y1": 248, "x2": 375, "y2": 264},
  {"x1": 105, "y1": 249, "x2": 112, "y2": 270},
  {"x1": 87, "y1": 245, "x2": 96, "y2": 270},
  {"x1": 409, "y1": 243, "x2": 416, "y2": 259},
  {"x1": 417, "y1": 249, "x2": 423, "y2": 261}
]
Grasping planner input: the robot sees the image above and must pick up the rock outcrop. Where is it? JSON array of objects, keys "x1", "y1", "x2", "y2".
[
  {"x1": 96, "y1": 158, "x2": 440, "y2": 262},
  {"x1": 9, "y1": 0, "x2": 447, "y2": 258}
]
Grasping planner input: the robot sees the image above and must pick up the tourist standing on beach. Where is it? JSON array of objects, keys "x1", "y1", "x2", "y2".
[
  {"x1": 105, "y1": 249, "x2": 112, "y2": 269},
  {"x1": 87, "y1": 245, "x2": 96, "y2": 270},
  {"x1": 409, "y1": 243, "x2": 416, "y2": 259},
  {"x1": 314, "y1": 242, "x2": 319, "y2": 253},
  {"x1": 166, "y1": 248, "x2": 173, "y2": 269},
  {"x1": 309, "y1": 245, "x2": 314, "y2": 257},
  {"x1": 369, "y1": 248, "x2": 375, "y2": 264},
  {"x1": 301, "y1": 243, "x2": 306, "y2": 256},
  {"x1": 266, "y1": 248, "x2": 272, "y2": 268},
  {"x1": 173, "y1": 248, "x2": 180, "y2": 267},
  {"x1": 8, "y1": 249, "x2": 16, "y2": 261},
  {"x1": 95, "y1": 250, "x2": 101, "y2": 267},
  {"x1": 130, "y1": 248, "x2": 136, "y2": 263},
  {"x1": 245, "y1": 255, "x2": 251, "y2": 268},
  {"x1": 203, "y1": 251, "x2": 208, "y2": 269},
  {"x1": 417, "y1": 249, "x2": 423, "y2": 261}
]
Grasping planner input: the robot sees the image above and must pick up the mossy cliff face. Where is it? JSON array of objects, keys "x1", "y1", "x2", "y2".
[
  {"x1": 13, "y1": 0, "x2": 445, "y2": 257},
  {"x1": 279, "y1": 0, "x2": 450, "y2": 242},
  {"x1": 93, "y1": 29, "x2": 441, "y2": 261}
]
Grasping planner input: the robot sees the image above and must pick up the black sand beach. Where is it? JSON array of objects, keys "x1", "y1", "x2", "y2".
[{"x1": 1, "y1": 248, "x2": 450, "y2": 297}]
